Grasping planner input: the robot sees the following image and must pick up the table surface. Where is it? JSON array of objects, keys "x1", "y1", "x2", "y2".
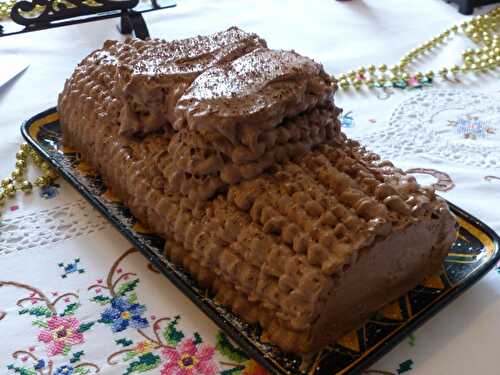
[{"x1": 1, "y1": 1, "x2": 499, "y2": 374}]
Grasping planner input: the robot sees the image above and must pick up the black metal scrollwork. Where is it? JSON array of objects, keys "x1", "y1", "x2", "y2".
[
  {"x1": 10, "y1": 0, "x2": 138, "y2": 27},
  {"x1": 1, "y1": 0, "x2": 175, "y2": 38}
]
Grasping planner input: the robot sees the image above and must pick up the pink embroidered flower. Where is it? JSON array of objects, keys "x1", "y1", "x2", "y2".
[
  {"x1": 161, "y1": 338, "x2": 219, "y2": 375},
  {"x1": 38, "y1": 316, "x2": 84, "y2": 356}
]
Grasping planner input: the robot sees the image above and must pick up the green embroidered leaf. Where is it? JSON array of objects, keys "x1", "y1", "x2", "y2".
[
  {"x1": 116, "y1": 279, "x2": 139, "y2": 297},
  {"x1": 124, "y1": 353, "x2": 160, "y2": 375},
  {"x1": 90, "y1": 295, "x2": 111, "y2": 305},
  {"x1": 193, "y1": 332, "x2": 203, "y2": 345},
  {"x1": 216, "y1": 332, "x2": 248, "y2": 364},
  {"x1": 123, "y1": 350, "x2": 138, "y2": 362},
  {"x1": 162, "y1": 316, "x2": 184, "y2": 346},
  {"x1": 74, "y1": 368, "x2": 90, "y2": 375},
  {"x1": 60, "y1": 303, "x2": 81, "y2": 317},
  {"x1": 63, "y1": 346, "x2": 71, "y2": 356},
  {"x1": 116, "y1": 338, "x2": 134, "y2": 347},
  {"x1": 32, "y1": 319, "x2": 49, "y2": 328},
  {"x1": 69, "y1": 350, "x2": 85, "y2": 364},
  {"x1": 220, "y1": 367, "x2": 245, "y2": 375},
  {"x1": 76, "y1": 321, "x2": 95, "y2": 333},
  {"x1": 19, "y1": 306, "x2": 52, "y2": 318},
  {"x1": 127, "y1": 292, "x2": 138, "y2": 304},
  {"x1": 7, "y1": 365, "x2": 37, "y2": 375},
  {"x1": 98, "y1": 316, "x2": 114, "y2": 325}
]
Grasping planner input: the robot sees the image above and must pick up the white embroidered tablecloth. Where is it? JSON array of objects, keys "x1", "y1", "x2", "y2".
[{"x1": 1, "y1": 1, "x2": 499, "y2": 374}]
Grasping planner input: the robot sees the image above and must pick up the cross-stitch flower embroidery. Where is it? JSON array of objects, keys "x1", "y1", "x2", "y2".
[
  {"x1": 53, "y1": 364, "x2": 74, "y2": 375},
  {"x1": 38, "y1": 316, "x2": 85, "y2": 356},
  {"x1": 99, "y1": 297, "x2": 149, "y2": 333},
  {"x1": 161, "y1": 338, "x2": 219, "y2": 375}
]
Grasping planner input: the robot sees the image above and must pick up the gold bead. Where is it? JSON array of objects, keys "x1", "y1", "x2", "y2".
[
  {"x1": 353, "y1": 80, "x2": 363, "y2": 90},
  {"x1": 365, "y1": 78, "x2": 375, "y2": 87},
  {"x1": 460, "y1": 21, "x2": 468, "y2": 29},
  {"x1": 488, "y1": 58, "x2": 495, "y2": 66},
  {"x1": 470, "y1": 63, "x2": 478, "y2": 71},
  {"x1": 338, "y1": 74, "x2": 347, "y2": 81},
  {"x1": 28, "y1": 148, "x2": 37, "y2": 158},
  {"x1": 1, "y1": 178, "x2": 12, "y2": 188},
  {"x1": 414, "y1": 72, "x2": 424, "y2": 80},
  {"x1": 390, "y1": 75, "x2": 400, "y2": 83},
  {"x1": 402, "y1": 72, "x2": 410, "y2": 81},
  {"x1": 465, "y1": 27, "x2": 474, "y2": 36},
  {"x1": 5, "y1": 183, "x2": 16, "y2": 197},
  {"x1": 20, "y1": 143, "x2": 30, "y2": 153},
  {"x1": 357, "y1": 67, "x2": 366, "y2": 75},
  {"x1": 450, "y1": 65, "x2": 460, "y2": 74},
  {"x1": 32, "y1": 154, "x2": 43, "y2": 166},
  {"x1": 347, "y1": 70, "x2": 357, "y2": 79},
  {"x1": 378, "y1": 77, "x2": 387, "y2": 85},
  {"x1": 15, "y1": 150, "x2": 27, "y2": 160},
  {"x1": 425, "y1": 70, "x2": 435, "y2": 78},
  {"x1": 389, "y1": 65, "x2": 399, "y2": 74},
  {"x1": 11, "y1": 168, "x2": 22, "y2": 180},
  {"x1": 480, "y1": 62, "x2": 488, "y2": 71},
  {"x1": 40, "y1": 162, "x2": 51, "y2": 172},
  {"x1": 367, "y1": 64, "x2": 376, "y2": 74},
  {"x1": 451, "y1": 25, "x2": 459, "y2": 32},
  {"x1": 439, "y1": 67, "x2": 448, "y2": 76},
  {"x1": 378, "y1": 64, "x2": 387, "y2": 73},
  {"x1": 15, "y1": 159, "x2": 26, "y2": 170},
  {"x1": 20, "y1": 181, "x2": 33, "y2": 193},
  {"x1": 34, "y1": 176, "x2": 49, "y2": 187}
]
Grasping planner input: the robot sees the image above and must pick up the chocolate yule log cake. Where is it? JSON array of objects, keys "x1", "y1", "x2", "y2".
[{"x1": 58, "y1": 27, "x2": 456, "y2": 354}]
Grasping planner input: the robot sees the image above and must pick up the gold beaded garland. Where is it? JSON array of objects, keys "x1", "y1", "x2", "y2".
[
  {"x1": 337, "y1": 7, "x2": 500, "y2": 92},
  {"x1": 0, "y1": 143, "x2": 59, "y2": 219}
]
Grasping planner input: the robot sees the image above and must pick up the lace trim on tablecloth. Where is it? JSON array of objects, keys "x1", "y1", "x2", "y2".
[
  {"x1": 0, "y1": 199, "x2": 109, "y2": 255},
  {"x1": 356, "y1": 89, "x2": 500, "y2": 169}
]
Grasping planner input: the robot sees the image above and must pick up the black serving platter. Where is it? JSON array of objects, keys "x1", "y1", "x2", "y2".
[{"x1": 22, "y1": 107, "x2": 500, "y2": 375}]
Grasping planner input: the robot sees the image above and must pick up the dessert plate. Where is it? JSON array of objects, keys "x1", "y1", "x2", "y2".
[{"x1": 22, "y1": 107, "x2": 500, "y2": 375}]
